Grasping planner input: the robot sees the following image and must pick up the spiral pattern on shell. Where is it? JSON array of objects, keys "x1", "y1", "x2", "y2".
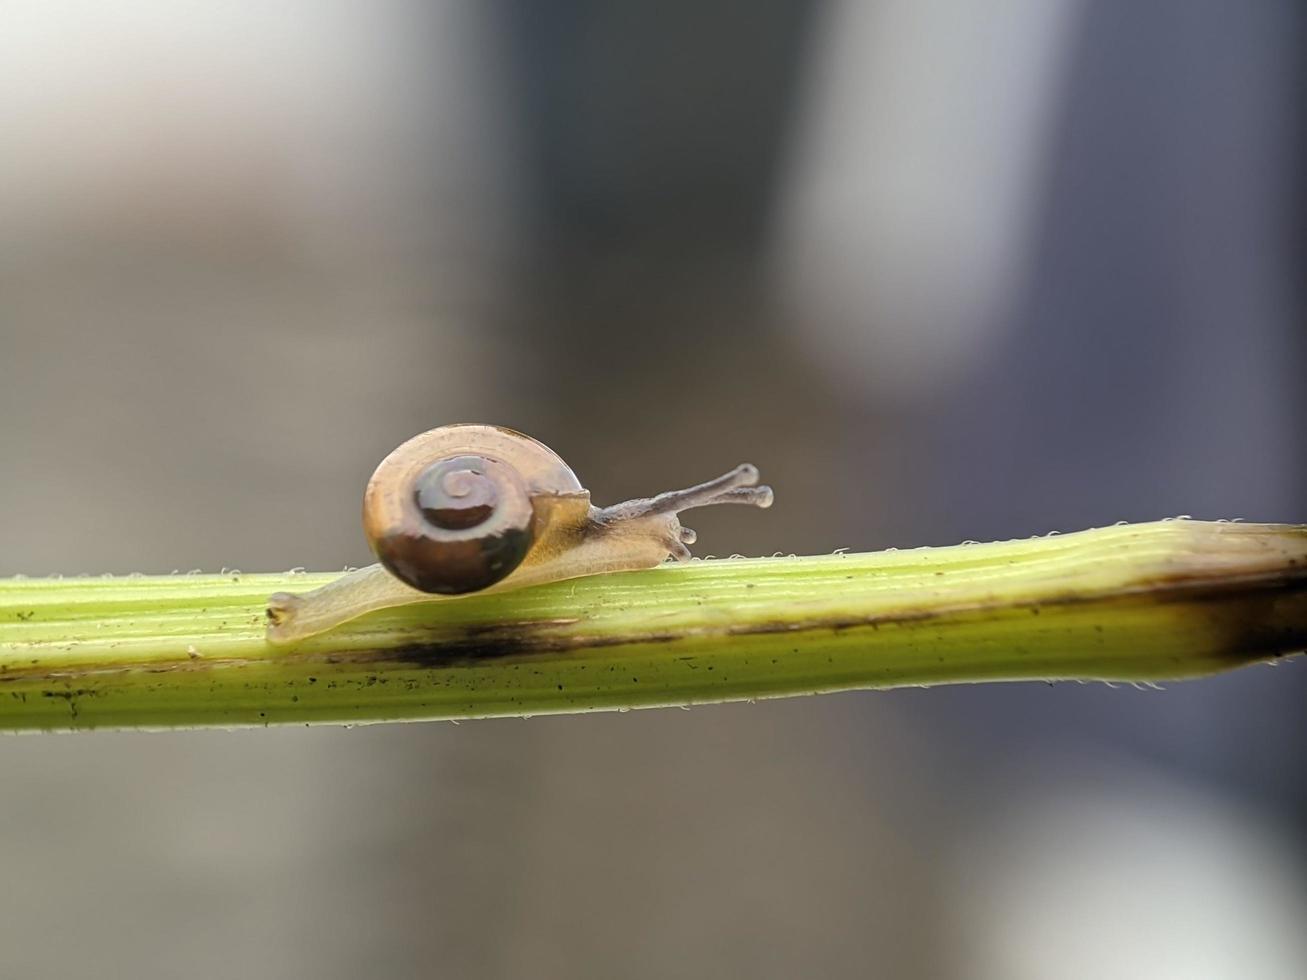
[
  {"x1": 361, "y1": 424, "x2": 584, "y2": 596},
  {"x1": 366, "y1": 451, "x2": 536, "y2": 595}
]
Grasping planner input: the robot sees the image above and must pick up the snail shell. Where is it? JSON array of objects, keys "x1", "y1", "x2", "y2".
[
  {"x1": 363, "y1": 425, "x2": 583, "y2": 594},
  {"x1": 266, "y1": 424, "x2": 772, "y2": 644}
]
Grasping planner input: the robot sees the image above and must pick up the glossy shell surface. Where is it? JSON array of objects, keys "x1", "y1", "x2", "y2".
[{"x1": 362, "y1": 424, "x2": 583, "y2": 594}]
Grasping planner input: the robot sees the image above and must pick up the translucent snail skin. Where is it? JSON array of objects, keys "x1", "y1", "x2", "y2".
[{"x1": 266, "y1": 424, "x2": 773, "y2": 644}]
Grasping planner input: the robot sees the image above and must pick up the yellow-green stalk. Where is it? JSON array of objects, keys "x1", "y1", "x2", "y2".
[{"x1": 1, "y1": 520, "x2": 1303, "y2": 732}]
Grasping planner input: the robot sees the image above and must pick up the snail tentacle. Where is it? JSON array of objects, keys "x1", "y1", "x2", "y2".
[{"x1": 595, "y1": 463, "x2": 774, "y2": 521}]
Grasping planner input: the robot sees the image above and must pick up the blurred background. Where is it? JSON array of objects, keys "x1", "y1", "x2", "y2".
[{"x1": 1, "y1": 1, "x2": 1303, "y2": 976}]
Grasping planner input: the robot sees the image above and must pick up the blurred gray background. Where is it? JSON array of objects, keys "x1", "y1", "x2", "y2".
[{"x1": 1, "y1": 1, "x2": 1303, "y2": 977}]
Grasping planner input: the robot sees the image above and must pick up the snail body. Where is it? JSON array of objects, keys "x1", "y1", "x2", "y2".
[{"x1": 266, "y1": 424, "x2": 772, "y2": 643}]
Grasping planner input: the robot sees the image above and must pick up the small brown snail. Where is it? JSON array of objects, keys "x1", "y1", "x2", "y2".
[{"x1": 265, "y1": 424, "x2": 773, "y2": 643}]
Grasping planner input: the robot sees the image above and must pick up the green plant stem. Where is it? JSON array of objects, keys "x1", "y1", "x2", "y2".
[{"x1": 1, "y1": 520, "x2": 1304, "y2": 732}]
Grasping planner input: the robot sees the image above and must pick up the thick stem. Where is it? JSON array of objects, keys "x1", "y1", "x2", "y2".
[{"x1": 1, "y1": 520, "x2": 1303, "y2": 732}]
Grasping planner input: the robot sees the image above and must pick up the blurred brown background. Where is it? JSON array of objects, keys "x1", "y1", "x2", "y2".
[{"x1": 1, "y1": 2, "x2": 1304, "y2": 977}]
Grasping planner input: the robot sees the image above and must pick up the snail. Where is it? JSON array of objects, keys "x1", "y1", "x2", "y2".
[{"x1": 265, "y1": 424, "x2": 773, "y2": 643}]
